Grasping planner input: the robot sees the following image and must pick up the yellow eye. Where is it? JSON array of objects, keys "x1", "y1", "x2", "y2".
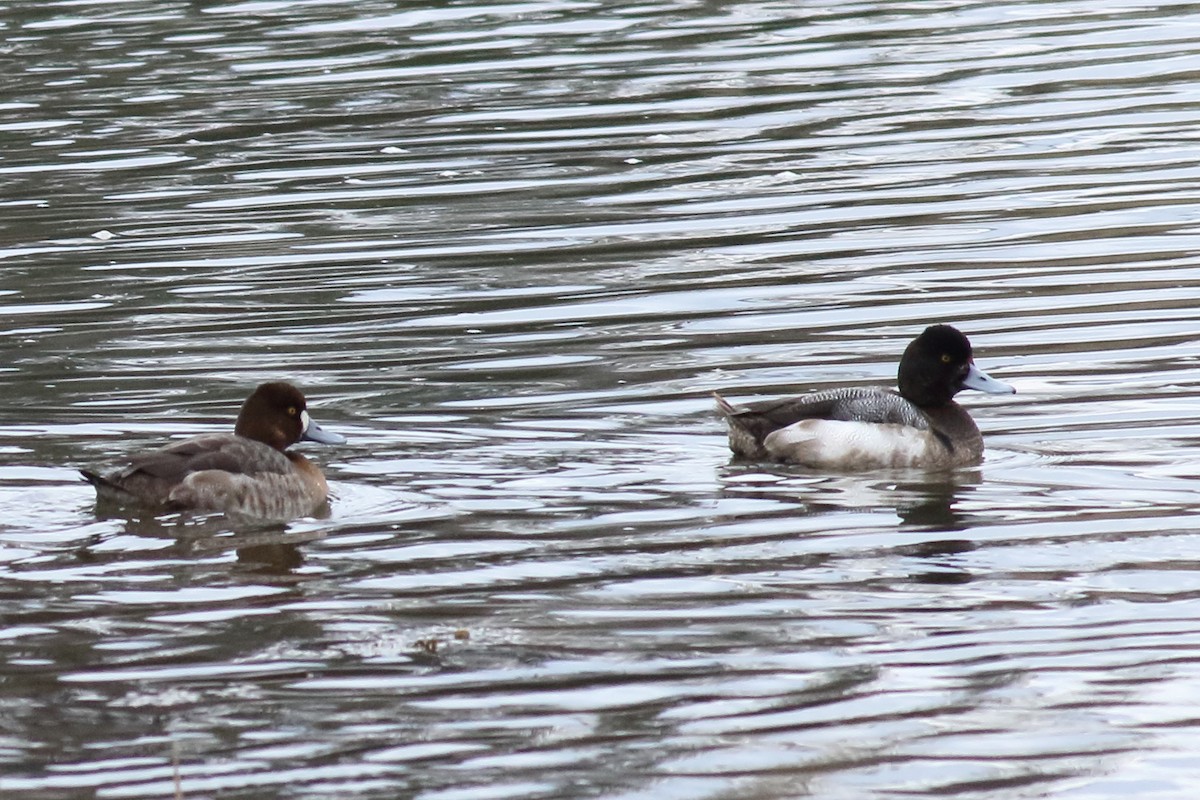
[
  {"x1": 287, "y1": 406, "x2": 298, "y2": 416},
  {"x1": 940, "y1": 354, "x2": 952, "y2": 364}
]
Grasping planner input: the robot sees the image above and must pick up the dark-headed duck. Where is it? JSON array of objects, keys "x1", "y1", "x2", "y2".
[
  {"x1": 82, "y1": 381, "x2": 345, "y2": 520},
  {"x1": 714, "y1": 325, "x2": 1014, "y2": 470}
]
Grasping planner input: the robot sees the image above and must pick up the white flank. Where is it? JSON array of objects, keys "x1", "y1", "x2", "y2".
[{"x1": 763, "y1": 420, "x2": 935, "y2": 470}]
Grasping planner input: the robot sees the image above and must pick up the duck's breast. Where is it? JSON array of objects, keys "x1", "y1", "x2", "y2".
[
  {"x1": 763, "y1": 399, "x2": 986, "y2": 470},
  {"x1": 169, "y1": 452, "x2": 328, "y2": 520},
  {"x1": 763, "y1": 419, "x2": 949, "y2": 469}
]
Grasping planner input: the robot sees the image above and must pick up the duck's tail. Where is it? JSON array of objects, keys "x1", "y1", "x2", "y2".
[
  {"x1": 80, "y1": 469, "x2": 137, "y2": 503},
  {"x1": 80, "y1": 468, "x2": 109, "y2": 489},
  {"x1": 714, "y1": 392, "x2": 767, "y2": 458},
  {"x1": 712, "y1": 391, "x2": 740, "y2": 417}
]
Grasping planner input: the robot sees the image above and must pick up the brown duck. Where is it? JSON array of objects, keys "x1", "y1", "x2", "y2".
[{"x1": 82, "y1": 381, "x2": 345, "y2": 520}]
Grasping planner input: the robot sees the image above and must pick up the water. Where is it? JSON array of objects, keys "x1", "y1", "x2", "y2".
[{"x1": 5, "y1": 0, "x2": 1200, "y2": 797}]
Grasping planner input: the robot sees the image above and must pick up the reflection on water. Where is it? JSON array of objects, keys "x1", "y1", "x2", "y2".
[{"x1": 6, "y1": 1, "x2": 1200, "y2": 798}]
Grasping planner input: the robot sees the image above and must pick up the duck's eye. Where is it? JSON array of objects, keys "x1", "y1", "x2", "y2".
[
  {"x1": 287, "y1": 406, "x2": 298, "y2": 417},
  {"x1": 940, "y1": 353, "x2": 952, "y2": 364}
]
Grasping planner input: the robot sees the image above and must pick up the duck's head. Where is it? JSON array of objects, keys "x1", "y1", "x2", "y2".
[
  {"x1": 234, "y1": 381, "x2": 346, "y2": 451},
  {"x1": 897, "y1": 325, "x2": 1014, "y2": 407}
]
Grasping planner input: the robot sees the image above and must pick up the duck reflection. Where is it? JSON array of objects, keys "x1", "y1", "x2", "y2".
[
  {"x1": 716, "y1": 465, "x2": 984, "y2": 583},
  {"x1": 717, "y1": 463, "x2": 982, "y2": 530},
  {"x1": 79, "y1": 501, "x2": 327, "y2": 577},
  {"x1": 891, "y1": 473, "x2": 980, "y2": 531}
]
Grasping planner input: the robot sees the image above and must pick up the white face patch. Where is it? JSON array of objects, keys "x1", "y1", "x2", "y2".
[{"x1": 300, "y1": 409, "x2": 312, "y2": 435}]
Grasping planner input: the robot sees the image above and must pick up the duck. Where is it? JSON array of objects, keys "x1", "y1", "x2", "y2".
[
  {"x1": 81, "y1": 381, "x2": 346, "y2": 520},
  {"x1": 714, "y1": 325, "x2": 1014, "y2": 470}
]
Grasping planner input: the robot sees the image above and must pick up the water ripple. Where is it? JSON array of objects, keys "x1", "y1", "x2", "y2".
[{"x1": 5, "y1": 1, "x2": 1200, "y2": 799}]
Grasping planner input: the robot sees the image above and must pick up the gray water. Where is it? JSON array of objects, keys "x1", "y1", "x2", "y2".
[{"x1": 5, "y1": 1, "x2": 1200, "y2": 797}]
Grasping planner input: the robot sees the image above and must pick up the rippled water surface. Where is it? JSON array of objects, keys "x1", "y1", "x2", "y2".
[{"x1": 8, "y1": 1, "x2": 1200, "y2": 797}]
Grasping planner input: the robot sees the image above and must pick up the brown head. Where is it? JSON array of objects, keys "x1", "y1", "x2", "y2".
[{"x1": 234, "y1": 382, "x2": 346, "y2": 451}]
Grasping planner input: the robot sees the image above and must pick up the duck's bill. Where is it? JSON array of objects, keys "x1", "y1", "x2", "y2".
[
  {"x1": 962, "y1": 363, "x2": 1016, "y2": 395},
  {"x1": 301, "y1": 411, "x2": 348, "y2": 445}
]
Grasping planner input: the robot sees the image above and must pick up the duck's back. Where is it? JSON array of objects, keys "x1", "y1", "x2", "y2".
[
  {"x1": 82, "y1": 433, "x2": 325, "y2": 518},
  {"x1": 715, "y1": 387, "x2": 981, "y2": 468}
]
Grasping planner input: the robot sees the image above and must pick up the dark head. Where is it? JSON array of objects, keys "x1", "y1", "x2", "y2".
[
  {"x1": 234, "y1": 381, "x2": 346, "y2": 451},
  {"x1": 897, "y1": 325, "x2": 1015, "y2": 407}
]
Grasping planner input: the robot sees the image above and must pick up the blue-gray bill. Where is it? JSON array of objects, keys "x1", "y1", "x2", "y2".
[
  {"x1": 962, "y1": 363, "x2": 1015, "y2": 395},
  {"x1": 301, "y1": 412, "x2": 346, "y2": 445}
]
